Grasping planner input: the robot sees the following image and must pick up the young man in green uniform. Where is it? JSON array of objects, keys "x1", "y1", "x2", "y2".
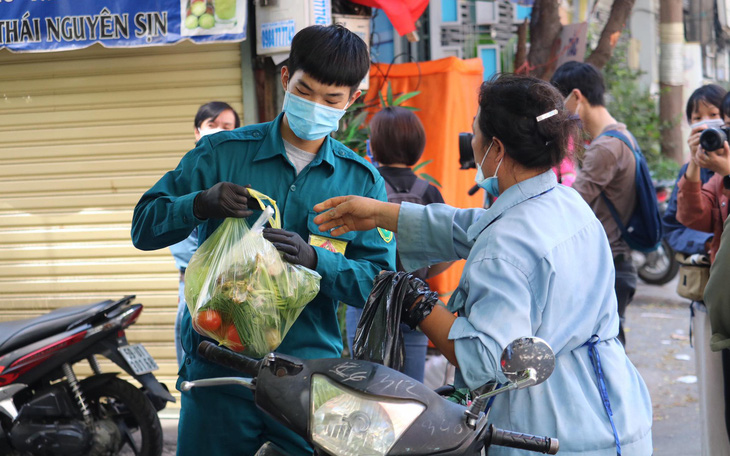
[{"x1": 131, "y1": 25, "x2": 396, "y2": 455}]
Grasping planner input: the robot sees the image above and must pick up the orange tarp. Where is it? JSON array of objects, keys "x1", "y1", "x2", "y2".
[{"x1": 367, "y1": 57, "x2": 484, "y2": 299}]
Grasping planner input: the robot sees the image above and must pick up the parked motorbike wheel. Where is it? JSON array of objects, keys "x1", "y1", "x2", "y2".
[
  {"x1": 83, "y1": 377, "x2": 163, "y2": 456},
  {"x1": 636, "y1": 239, "x2": 680, "y2": 285}
]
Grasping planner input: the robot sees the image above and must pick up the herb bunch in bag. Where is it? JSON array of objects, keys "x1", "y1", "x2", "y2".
[{"x1": 184, "y1": 191, "x2": 321, "y2": 358}]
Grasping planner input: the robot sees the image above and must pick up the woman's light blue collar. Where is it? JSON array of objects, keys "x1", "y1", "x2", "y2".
[{"x1": 466, "y1": 169, "x2": 558, "y2": 241}]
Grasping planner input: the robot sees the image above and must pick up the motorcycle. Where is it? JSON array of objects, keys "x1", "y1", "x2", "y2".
[
  {"x1": 182, "y1": 337, "x2": 560, "y2": 456},
  {"x1": 0, "y1": 295, "x2": 175, "y2": 456},
  {"x1": 633, "y1": 179, "x2": 680, "y2": 285}
]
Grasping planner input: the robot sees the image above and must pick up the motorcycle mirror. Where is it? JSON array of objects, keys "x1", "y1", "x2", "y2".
[{"x1": 500, "y1": 337, "x2": 555, "y2": 388}]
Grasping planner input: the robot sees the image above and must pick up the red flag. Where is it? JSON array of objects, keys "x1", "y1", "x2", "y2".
[{"x1": 350, "y1": 0, "x2": 429, "y2": 36}]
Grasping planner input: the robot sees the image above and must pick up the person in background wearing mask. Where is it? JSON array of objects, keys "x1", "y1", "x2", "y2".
[
  {"x1": 676, "y1": 88, "x2": 730, "y2": 454},
  {"x1": 551, "y1": 62, "x2": 638, "y2": 347},
  {"x1": 169, "y1": 101, "x2": 241, "y2": 368},
  {"x1": 661, "y1": 85, "x2": 729, "y2": 455},
  {"x1": 663, "y1": 85, "x2": 724, "y2": 257},
  {"x1": 677, "y1": 91, "x2": 730, "y2": 264},
  {"x1": 131, "y1": 25, "x2": 395, "y2": 456}
]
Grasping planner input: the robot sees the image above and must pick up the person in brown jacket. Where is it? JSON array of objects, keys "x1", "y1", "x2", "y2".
[
  {"x1": 676, "y1": 90, "x2": 730, "y2": 454},
  {"x1": 676, "y1": 143, "x2": 730, "y2": 263},
  {"x1": 551, "y1": 62, "x2": 637, "y2": 346}
]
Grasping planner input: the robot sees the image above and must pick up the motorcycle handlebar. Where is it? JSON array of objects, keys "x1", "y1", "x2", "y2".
[
  {"x1": 197, "y1": 341, "x2": 262, "y2": 377},
  {"x1": 488, "y1": 425, "x2": 559, "y2": 454}
]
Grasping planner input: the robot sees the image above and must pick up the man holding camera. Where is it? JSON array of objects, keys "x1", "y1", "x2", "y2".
[
  {"x1": 676, "y1": 120, "x2": 730, "y2": 265},
  {"x1": 551, "y1": 62, "x2": 638, "y2": 346}
]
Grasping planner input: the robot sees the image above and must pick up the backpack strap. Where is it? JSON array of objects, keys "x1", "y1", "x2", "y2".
[
  {"x1": 597, "y1": 130, "x2": 641, "y2": 235},
  {"x1": 600, "y1": 130, "x2": 641, "y2": 158},
  {"x1": 382, "y1": 176, "x2": 396, "y2": 195},
  {"x1": 382, "y1": 173, "x2": 430, "y2": 199}
]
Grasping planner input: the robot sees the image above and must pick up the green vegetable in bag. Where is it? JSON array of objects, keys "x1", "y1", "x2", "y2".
[{"x1": 185, "y1": 192, "x2": 321, "y2": 357}]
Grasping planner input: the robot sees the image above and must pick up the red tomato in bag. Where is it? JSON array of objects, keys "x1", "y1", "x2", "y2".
[
  {"x1": 195, "y1": 310, "x2": 222, "y2": 333},
  {"x1": 224, "y1": 324, "x2": 245, "y2": 352}
]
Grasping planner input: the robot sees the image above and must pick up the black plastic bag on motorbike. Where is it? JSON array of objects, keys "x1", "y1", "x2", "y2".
[{"x1": 352, "y1": 271, "x2": 416, "y2": 372}]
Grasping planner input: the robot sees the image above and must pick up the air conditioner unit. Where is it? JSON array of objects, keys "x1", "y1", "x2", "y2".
[{"x1": 255, "y1": 0, "x2": 331, "y2": 56}]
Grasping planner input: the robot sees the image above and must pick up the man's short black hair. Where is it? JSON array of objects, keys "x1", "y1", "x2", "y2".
[
  {"x1": 550, "y1": 61, "x2": 606, "y2": 107},
  {"x1": 287, "y1": 24, "x2": 369, "y2": 92}
]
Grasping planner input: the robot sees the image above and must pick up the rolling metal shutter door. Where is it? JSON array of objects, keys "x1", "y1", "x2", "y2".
[{"x1": 0, "y1": 41, "x2": 244, "y2": 406}]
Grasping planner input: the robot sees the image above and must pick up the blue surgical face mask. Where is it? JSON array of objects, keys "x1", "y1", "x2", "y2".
[
  {"x1": 474, "y1": 140, "x2": 503, "y2": 197},
  {"x1": 282, "y1": 90, "x2": 348, "y2": 141},
  {"x1": 565, "y1": 93, "x2": 583, "y2": 131}
]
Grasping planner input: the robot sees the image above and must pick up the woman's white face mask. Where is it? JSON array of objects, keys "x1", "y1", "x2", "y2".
[{"x1": 198, "y1": 127, "x2": 224, "y2": 138}]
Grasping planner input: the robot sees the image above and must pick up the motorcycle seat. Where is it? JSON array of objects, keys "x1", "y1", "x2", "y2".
[{"x1": 0, "y1": 299, "x2": 118, "y2": 355}]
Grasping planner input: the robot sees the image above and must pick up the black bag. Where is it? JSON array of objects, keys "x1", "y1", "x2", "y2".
[
  {"x1": 352, "y1": 272, "x2": 411, "y2": 372},
  {"x1": 599, "y1": 130, "x2": 663, "y2": 252},
  {"x1": 383, "y1": 176, "x2": 430, "y2": 279}
]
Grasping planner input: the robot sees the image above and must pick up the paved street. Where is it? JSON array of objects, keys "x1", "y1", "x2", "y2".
[
  {"x1": 628, "y1": 276, "x2": 699, "y2": 455},
  {"x1": 157, "y1": 275, "x2": 702, "y2": 455}
]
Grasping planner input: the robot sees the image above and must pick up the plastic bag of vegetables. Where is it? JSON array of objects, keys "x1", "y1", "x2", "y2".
[{"x1": 184, "y1": 189, "x2": 321, "y2": 357}]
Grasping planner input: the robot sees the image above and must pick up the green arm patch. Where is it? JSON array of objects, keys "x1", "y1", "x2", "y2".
[{"x1": 377, "y1": 228, "x2": 394, "y2": 243}]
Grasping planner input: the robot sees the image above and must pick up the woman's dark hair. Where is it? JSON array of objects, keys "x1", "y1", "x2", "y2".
[
  {"x1": 478, "y1": 74, "x2": 579, "y2": 170},
  {"x1": 369, "y1": 107, "x2": 426, "y2": 166},
  {"x1": 194, "y1": 101, "x2": 240, "y2": 129},
  {"x1": 550, "y1": 61, "x2": 605, "y2": 106},
  {"x1": 685, "y1": 84, "x2": 726, "y2": 121},
  {"x1": 287, "y1": 24, "x2": 369, "y2": 92}
]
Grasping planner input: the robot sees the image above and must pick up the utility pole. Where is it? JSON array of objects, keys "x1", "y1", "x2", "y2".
[{"x1": 659, "y1": 0, "x2": 684, "y2": 163}]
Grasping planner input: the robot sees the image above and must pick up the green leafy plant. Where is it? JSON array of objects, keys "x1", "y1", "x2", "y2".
[
  {"x1": 333, "y1": 81, "x2": 440, "y2": 187},
  {"x1": 603, "y1": 41, "x2": 680, "y2": 181},
  {"x1": 335, "y1": 81, "x2": 420, "y2": 155},
  {"x1": 413, "y1": 160, "x2": 442, "y2": 187}
]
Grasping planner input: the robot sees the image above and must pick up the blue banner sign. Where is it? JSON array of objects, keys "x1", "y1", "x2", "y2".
[
  {"x1": 260, "y1": 19, "x2": 295, "y2": 51},
  {"x1": 0, "y1": 0, "x2": 247, "y2": 53}
]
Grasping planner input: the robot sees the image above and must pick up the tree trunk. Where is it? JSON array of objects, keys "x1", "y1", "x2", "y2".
[
  {"x1": 528, "y1": 0, "x2": 562, "y2": 79},
  {"x1": 515, "y1": 19, "x2": 529, "y2": 73},
  {"x1": 254, "y1": 56, "x2": 278, "y2": 123},
  {"x1": 659, "y1": 0, "x2": 684, "y2": 162},
  {"x1": 585, "y1": 0, "x2": 637, "y2": 69}
]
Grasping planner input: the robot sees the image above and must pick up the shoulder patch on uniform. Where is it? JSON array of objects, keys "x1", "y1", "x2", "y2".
[
  {"x1": 331, "y1": 142, "x2": 381, "y2": 181},
  {"x1": 377, "y1": 228, "x2": 394, "y2": 243},
  {"x1": 206, "y1": 124, "x2": 268, "y2": 147}
]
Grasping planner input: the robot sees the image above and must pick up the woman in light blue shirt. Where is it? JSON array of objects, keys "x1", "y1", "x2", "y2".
[{"x1": 314, "y1": 74, "x2": 653, "y2": 455}]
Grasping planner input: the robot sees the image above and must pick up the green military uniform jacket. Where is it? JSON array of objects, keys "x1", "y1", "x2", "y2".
[
  {"x1": 132, "y1": 113, "x2": 396, "y2": 394},
  {"x1": 704, "y1": 215, "x2": 730, "y2": 352}
]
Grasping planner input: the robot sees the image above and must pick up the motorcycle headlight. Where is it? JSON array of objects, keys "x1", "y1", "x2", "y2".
[{"x1": 310, "y1": 374, "x2": 425, "y2": 456}]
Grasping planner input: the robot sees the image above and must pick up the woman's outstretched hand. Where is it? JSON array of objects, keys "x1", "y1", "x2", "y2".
[{"x1": 313, "y1": 196, "x2": 399, "y2": 236}]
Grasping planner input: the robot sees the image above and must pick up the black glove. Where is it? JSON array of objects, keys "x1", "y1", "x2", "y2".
[
  {"x1": 399, "y1": 273, "x2": 440, "y2": 330},
  {"x1": 262, "y1": 228, "x2": 318, "y2": 270},
  {"x1": 193, "y1": 182, "x2": 261, "y2": 220}
]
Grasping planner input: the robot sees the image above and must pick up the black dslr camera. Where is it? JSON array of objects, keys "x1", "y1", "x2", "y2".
[
  {"x1": 459, "y1": 133, "x2": 475, "y2": 169},
  {"x1": 700, "y1": 126, "x2": 730, "y2": 151}
]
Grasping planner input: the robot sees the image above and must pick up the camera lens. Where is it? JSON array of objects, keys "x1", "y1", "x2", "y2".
[
  {"x1": 699, "y1": 127, "x2": 727, "y2": 151},
  {"x1": 459, "y1": 133, "x2": 475, "y2": 169}
]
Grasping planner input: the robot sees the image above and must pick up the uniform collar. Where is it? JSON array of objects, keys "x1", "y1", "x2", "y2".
[
  {"x1": 466, "y1": 169, "x2": 558, "y2": 241},
  {"x1": 253, "y1": 112, "x2": 336, "y2": 171}
]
